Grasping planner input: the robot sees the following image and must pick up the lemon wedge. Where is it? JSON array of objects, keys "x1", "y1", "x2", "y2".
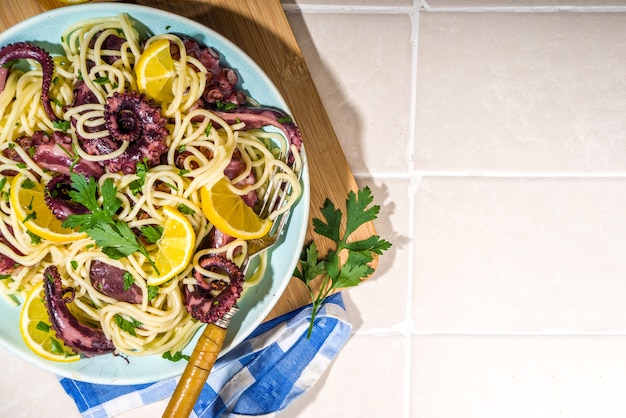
[
  {"x1": 149, "y1": 206, "x2": 196, "y2": 286},
  {"x1": 19, "y1": 282, "x2": 80, "y2": 362},
  {"x1": 201, "y1": 178, "x2": 272, "y2": 240},
  {"x1": 135, "y1": 38, "x2": 175, "y2": 103},
  {"x1": 10, "y1": 173, "x2": 86, "y2": 243}
]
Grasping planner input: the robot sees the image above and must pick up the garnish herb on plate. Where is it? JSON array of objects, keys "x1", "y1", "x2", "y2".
[
  {"x1": 294, "y1": 186, "x2": 391, "y2": 338},
  {"x1": 62, "y1": 172, "x2": 160, "y2": 274},
  {"x1": 162, "y1": 350, "x2": 191, "y2": 362}
]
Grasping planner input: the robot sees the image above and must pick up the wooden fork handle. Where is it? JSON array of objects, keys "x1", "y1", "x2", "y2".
[{"x1": 162, "y1": 323, "x2": 227, "y2": 418}]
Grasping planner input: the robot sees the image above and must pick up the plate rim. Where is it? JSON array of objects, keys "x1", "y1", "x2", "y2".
[{"x1": 0, "y1": 2, "x2": 310, "y2": 384}]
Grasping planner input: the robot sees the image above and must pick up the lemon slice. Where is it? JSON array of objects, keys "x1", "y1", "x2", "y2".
[
  {"x1": 149, "y1": 206, "x2": 196, "y2": 286},
  {"x1": 135, "y1": 38, "x2": 175, "y2": 103},
  {"x1": 10, "y1": 173, "x2": 86, "y2": 243},
  {"x1": 201, "y1": 178, "x2": 272, "y2": 240},
  {"x1": 19, "y1": 282, "x2": 80, "y2": 362}
]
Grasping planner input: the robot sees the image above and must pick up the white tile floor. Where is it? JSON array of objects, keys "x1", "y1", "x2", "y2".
[{"x1": 3, "y1": 1, "x2": 626, "y2": 417}]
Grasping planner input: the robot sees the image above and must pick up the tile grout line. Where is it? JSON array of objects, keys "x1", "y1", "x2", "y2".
[
  {"x1": 354, "y1": 171, "x2": 626, "y2": 180},
  {"x1": 401, "y1": 8, "x2": 422, "y2": 418},
  {"x1": 419, "y1": 1, "x2": 626, "y2": 13}
]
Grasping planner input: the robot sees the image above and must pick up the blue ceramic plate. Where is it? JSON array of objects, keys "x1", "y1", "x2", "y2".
[{"x1": 0, "y1": 3, "x2": 309, "y2": 384}]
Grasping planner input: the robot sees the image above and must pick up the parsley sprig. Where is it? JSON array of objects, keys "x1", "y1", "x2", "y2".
[
  {"x1": 62, "y1": 173, "x2": 160, "y2": 274},
  {"x1": 294, "y1": 186, "x2": 391, "y2": 338}
]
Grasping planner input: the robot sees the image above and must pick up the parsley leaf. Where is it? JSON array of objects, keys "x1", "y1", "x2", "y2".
[
  {"x1": 294, "y1": 186, "x2": 391, "y2": 338},
  {"x1": 140, "y1": 225, "x2": 163, "y2": 244},
  {"x1": 147, "y1": 285, "x2": 159, "y2": 301},
  {"x1": 162, "y1": 350, "x2": 190, "y2": 362},
  {"x1": 129, "y1": 159, "x2": 148, "y2": 196},
  {"x1": 53, "y1": 120, "x2": 71, "y2": 132},
  {"x1": 216, "y1": 101, "x2": 237, "y2": 111},
  {"x1": 63, "y1": 173, "x2": 160, "y2": 274},
  {"x1": 123, "y1": 271, "x2": 135, "y2": 291},
  {"x1": 177, "y1": 203, "x2": 195, "y2": 215},
  {"x1": 114, "y1": 314, "x2": 142, "y2": 337}
]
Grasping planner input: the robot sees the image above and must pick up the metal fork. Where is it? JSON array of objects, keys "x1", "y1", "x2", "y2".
[{"x1": 163, "y1": 144, "x2": 301, "y2": 418}]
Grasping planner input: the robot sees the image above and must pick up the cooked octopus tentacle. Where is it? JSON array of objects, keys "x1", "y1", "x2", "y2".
[
  {"x1": 0, "y1": 42, "x2": 59, "y2": 121},
  {"x1": 89, "y1": 260, "x2": 142, "y2": 305},
  {"x1": 44, "y1": 174, "x2": 91, "y2": 222},
  {"x1": 43, "y1": 265, "x2": 115, "y2": 357},
  {"x1": 183, "y1": 255, "x2": 244, "y2": 324},
  {"x1": 214, "y1": 107, "x2": 303, "y2": 164}
]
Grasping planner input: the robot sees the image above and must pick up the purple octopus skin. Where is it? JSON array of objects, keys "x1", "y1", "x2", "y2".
[
  {"x1": 173, "y1": 38, "x2": 247, "y2": 107},
  {"x1": 214, "y1": 108, "x2": 303, "y2": 164},
  {"x1": 13, "y1": 131, "x2": 104, "y2": 178},
  {"x1": 91, "y1": 33, "x2": 125, "y2": 66},
  {"x1": 224, "y1": 149, "x2": 258, "y2": 208},
  {"x1": 44, "y1": 174, "x2": 91, "y2": 221},
  {"x1": 184, "y1": 255, "x2": 244, "y2": 324},
  {"x1": 0, "y1": 226, "x2": 21, "y2": 273},
  {"x1": 93, "y1": 91, "x2": 169, "y2": 174},
  {"x1": 0, "y1": 42, "x2": 58, "y2": 121},
  {"x1": 89, "y1": 260, "x2": 143, "y2": 304},
  {"x1": 43, "y1": 265, "x2": 115, "y2": 357}
]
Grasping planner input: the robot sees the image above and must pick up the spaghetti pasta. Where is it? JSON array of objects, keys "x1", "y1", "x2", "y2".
[{"x1": 0, "y1": 13, "x2": 302, "y2": 357}]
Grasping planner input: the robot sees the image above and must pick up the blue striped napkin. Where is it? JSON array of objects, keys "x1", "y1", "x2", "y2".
[{"x1": 59, "y1": 292, "x2": 351, "y2": 418}]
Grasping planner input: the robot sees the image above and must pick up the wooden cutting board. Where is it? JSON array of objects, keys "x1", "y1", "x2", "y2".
[{"x1": 0, "y1": 0, "x2": 378, "y2": 321}]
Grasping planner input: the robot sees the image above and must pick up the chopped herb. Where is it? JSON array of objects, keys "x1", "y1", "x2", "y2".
[
  {"x1": 0, "y1": 177, "x2": 6, "y2": 192},
  {"x1": 162, "y1": 350, "x2": 190, "y2": 362},
  {"x1": 179, "y1": 169, "x2": 190, "y2": 176},
  {"x1": 140, "y1": 225, "x2": 163, "y2": 244},
  {"x1": 123, "y1": 271, "x2": 135, "y2": 291},
  {"x1": 114, "y1": 314, "x2": 142, "y2": 337},
  {"x1": 147, "y1": 285, "x2": 159, "y2": 301},
  {"x1": 165, "y1": 182, "x2": 179, "y2": 192},
  {"x1": 177, "y1": 204, "x2": 195, "y2": 215},
  {"x1": 216, "y1": 101, "x2": 237, "y2": 111},
  {"x1": 36, "y1": 321, "x2": 50, "y2": 332},
  {"x1": 16, "y1": 163, "x2": 27, "y2": 169},
  {"x1": 204, "y1": 125, "x2": 212, "y2": 137},
  {"x1": 22, "y1": 211, "x2": 37, "y2": 223},
  {"x1": 0, "y1": 274, "x2": 11, "y2": 280},
  {"x1": 22, "y1": 179, "x2": 36, "y2": 189},
  {"x1": 51, "y1": 98, "x2": 63, "y2": 107},
  {"x1": 70, "y1": 260, "x2": 78, "y2": 270},
  {"x1": 26, "y1": 230, "x2": 41, "y2": 245},
  {"x1": 277, "y1": 116, "x2": 293, "y2": 124},
  {"x1": 7, "y1": 143, "x2": 14, "y2": 149},
  {"x1": 53, "y1": 120, "x2": 71, "y2": 132},
  {"x1": 26, "y1": 196, "x2": 34, "y2": 211},
  {"x1": 52, "y1": 76, "x2": 59, "y2": 86},
  {"x1": 50, "y1": 338, "x2": 63, "y2": 354},
  {"x1": 165, "y1": 25, "x2": 172, "y2": 30},
  {"x1": 294, "y1": 187, "x2": 392, "y2": 338},
  {"x1": 177, "y1": 144, "x2": 186, "y2": 152},
  {"x1": 93, "y1": 76, "x2": 110, "y2": 85},
  {"x1": 129, "y1": 159, "x2": 149, "y2": 196}
]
